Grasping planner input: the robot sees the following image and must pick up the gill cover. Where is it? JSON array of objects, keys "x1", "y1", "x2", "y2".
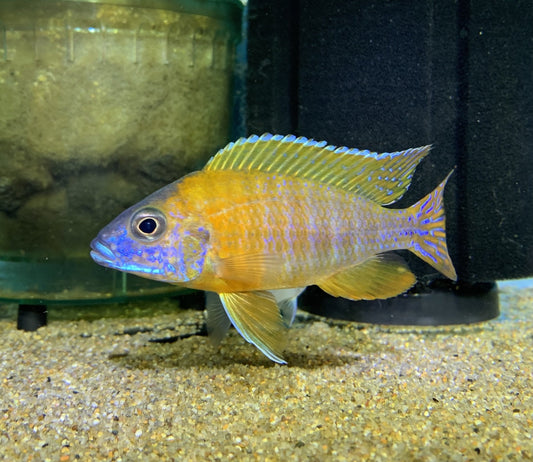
[
  {"x1": 127, "y1": 206, "x2": 210, "y2": 283},
  {"x1": 174, "y1": 220, "x2": 210, "y2": 282}
]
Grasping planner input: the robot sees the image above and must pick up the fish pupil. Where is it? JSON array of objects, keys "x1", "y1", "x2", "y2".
[{"x1": 139, "y1": 218, "x2": 157, "y2": 234}]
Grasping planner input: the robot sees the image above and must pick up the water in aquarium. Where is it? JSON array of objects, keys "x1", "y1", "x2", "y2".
[{"x1": 0, "y1": 1, "x2": 532, "y2": 460}]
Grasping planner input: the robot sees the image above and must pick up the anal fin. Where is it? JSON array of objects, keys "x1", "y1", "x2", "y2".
[
  {"x1": 219, "y1": 291, "x2": 288, "y2": 364},
  {"x1": 317, "y1": 254, "x2": 416, "y2": 301}
]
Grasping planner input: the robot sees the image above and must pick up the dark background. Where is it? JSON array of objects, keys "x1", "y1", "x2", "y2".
[{"x1": 246, "y1": 0, "x2": 533, "y2": 283}]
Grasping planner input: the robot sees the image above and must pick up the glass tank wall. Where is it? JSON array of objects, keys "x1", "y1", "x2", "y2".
[{"x1": 0, "y1": 0, "x2": 242, "y2": 303}]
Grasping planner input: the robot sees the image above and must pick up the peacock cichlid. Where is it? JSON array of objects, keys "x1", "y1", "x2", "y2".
[{"x1": 91, "y1": 133, "x2": 457, "y2": 363}]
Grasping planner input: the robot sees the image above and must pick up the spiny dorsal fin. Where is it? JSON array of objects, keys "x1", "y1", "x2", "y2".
[{"x1": 205, "y1": 133, "x2": 431, "y2": 205}]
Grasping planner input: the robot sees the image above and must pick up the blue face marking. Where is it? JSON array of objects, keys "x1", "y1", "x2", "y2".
[
  {"x1": 91, "y1": 229, "x2": 166, "y2": 276},
  {"x1": 90, "y1": 239, "x2": 115, "y2": 261},
  {"x1": 91, "y1": 208, "x2": 210, "y2": 285}
]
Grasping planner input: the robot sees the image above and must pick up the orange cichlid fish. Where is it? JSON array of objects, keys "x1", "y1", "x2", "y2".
[{"x1": 91, "y1": 134, "x2": 457, "y2": 363}]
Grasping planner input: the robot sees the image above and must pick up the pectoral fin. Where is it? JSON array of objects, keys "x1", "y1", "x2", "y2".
[
  {"x1": 216, "y1": 253, "x2": 285, "y2": 287},
  {"x1": 219, "y1": 291, "x2": 288, "y2": 364},
  {"x1": 317, "y1": 254, "x2": 416, "y2": 301}
]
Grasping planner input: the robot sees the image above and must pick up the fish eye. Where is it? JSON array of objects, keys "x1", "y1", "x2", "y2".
[
  {"x1": 139, "y1": 218, "x2": 157, "y2": 234},
  {"x1": 131, "y1": 207, "x2": 167, "y2": 242}
]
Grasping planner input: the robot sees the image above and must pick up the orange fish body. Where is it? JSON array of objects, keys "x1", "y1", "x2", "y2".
[
  {"x1": 165, "y1": 169, "x2": 453, "y2": 293},
  {"x1": 91, "y1": 134, "x2": 456, "y2": 363}
]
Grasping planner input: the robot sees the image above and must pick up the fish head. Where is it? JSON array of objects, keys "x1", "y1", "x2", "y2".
[{"x1": 90, "y1": 182, "x2": 209, "y2": 284}]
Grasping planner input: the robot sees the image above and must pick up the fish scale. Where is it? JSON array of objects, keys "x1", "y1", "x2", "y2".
[
  {"x1": 173, "y1": 170, "x2": 414, "y2": 291},
  {"x1": 91, "y1": 133, "x2": 456, "y2": 363}
]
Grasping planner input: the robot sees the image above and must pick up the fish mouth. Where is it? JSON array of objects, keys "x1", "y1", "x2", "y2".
[
  {"x1": 90, "y1": 238, "x2": 116, "y2": 268},
  {"x1": 90, "y1": 237, "x2": 165, "y2": 277}
]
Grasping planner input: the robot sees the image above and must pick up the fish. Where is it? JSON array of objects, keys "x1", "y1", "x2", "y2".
[{"x1": 90, "y1": 133, "x2": 457, "y2": 364}]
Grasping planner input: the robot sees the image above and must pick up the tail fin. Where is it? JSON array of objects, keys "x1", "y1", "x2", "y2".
[{"x1": 409, "y1": 171, "x2": 457, "y2": 280}]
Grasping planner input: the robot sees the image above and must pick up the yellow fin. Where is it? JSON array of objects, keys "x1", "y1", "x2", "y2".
[
  {"x1": 317, "y1": 254, "x2": 416, "y2": 300},
  {"x1": 219, "y1": 291, "x2": 287, "y2": 364},
  {"x1": 216, "y1": 253, "x2": 284, "y2": 287},
  {"x1": 205, "y1": 133, "x2": 431, "y2": 205}
]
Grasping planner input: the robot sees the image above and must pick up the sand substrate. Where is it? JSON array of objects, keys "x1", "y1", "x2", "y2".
[{"x1": 0, "y1": 280, "x2": 531, "y2": 461}]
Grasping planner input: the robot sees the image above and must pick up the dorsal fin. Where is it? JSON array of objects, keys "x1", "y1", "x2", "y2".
[{"x1": 205, "y1": 133, "x2": 431, "y2": 205}]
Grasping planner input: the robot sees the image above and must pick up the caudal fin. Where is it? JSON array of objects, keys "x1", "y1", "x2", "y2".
[{"x1": 409, "y1": 171, "x2": 457, "y2": 280}]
